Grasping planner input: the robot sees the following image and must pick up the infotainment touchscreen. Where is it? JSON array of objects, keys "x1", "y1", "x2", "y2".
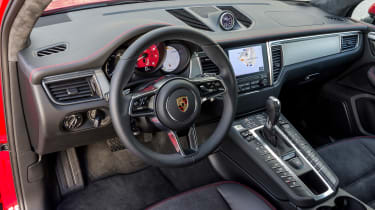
[{"x1": 228, "y1": 45, "x2": 265, "y2": 77}]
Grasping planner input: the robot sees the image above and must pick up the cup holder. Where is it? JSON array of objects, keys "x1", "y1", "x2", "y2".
[{"x1": 317, "y1": 196, "x2": 366, "y2": 210}]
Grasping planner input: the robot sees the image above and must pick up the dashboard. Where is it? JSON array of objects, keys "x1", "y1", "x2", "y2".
[{"x1": 17, "y1": 0, "x2": 366, "y2": 154}]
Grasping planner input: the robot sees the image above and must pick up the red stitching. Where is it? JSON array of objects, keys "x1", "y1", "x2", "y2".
[
  {"x1": 145, "y1": 181, "x2": 276, "y2": 210},
  {"x1": 238, "y1": 183, "x2": 277, "y2": 210},
  {"x1": 216, "y1": 25, "x2": 363, "y2": 43},
  {"x1": 28, "y1": 22, "x2": 171, "y2": 82}
]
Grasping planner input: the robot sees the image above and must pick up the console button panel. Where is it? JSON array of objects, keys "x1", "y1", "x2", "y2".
[
  {"x1": 281, "y1": 123, "x2": 338, "y2": 187},
  {"x1": 251, "y1": 134, "x2": 306, "y2": 193},
  {"x1": 232, "y1": 113, "x2": 338, "y2": 200},
  {"x1": 237, "y1": 74, "x2": 270, "y2": 94}
]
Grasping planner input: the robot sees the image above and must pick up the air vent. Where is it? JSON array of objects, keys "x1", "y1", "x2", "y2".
[
  {"x1": 341, "y1": 35, "x2": 358, "y2": 51},
  {"x1": 217, "y1": 6, "x2": 252, "y2": 27},
  {"x1": 44, "y1": 75, "x2": 99, "y2": 104},
  {"x1": 271, "y1": 45, "x2": 283, "y2": 82},
  {"x1": 199, "y1": 55, "x2": 219, "y2": 74},
  {"x1": 37, "y1": 44, "x2": 67, "y2": 57},
  {"x1": 167, "y1": 9, "x2": 213, "y2": 31},
  {"x1": 283, "y1": 1, "x2": 310, "y2": 6},
  {"x1": 325, "y1": 16, "x2": 345, "y2": 22}
]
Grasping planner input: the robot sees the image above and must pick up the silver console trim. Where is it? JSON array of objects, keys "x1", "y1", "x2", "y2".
[
  {"x1": 266, "y1": 42, "x2": 274, "y2": 86},
  {"x1": 269, "y1": 31, "x2": 360, "y2": 47},
  {"x1": 266, "y1": 31, "x2": 361, "y2": 84},
  {"x1": 274, "y1": 126, "x2": 335, "y2": 200},
  {"x1": 247, "y1": 125, "x2": 335, "y2": 201},
  {"x1": 249, "y1": 125, "x2": 311, "y2": 196}
]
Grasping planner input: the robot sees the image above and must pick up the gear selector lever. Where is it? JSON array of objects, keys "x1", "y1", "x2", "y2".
[{"x1": 263, "y1": 96, "x2": 281, "y2": 147}]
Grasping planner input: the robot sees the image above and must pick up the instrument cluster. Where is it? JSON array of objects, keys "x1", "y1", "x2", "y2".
[{"x1": 104, "y1": 41, "x2": 191, "y2": 79}]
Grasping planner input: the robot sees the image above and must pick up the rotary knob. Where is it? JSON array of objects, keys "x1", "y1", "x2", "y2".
[
  {"x1": 87, "y1": 109, "x2": 110, "y2": 128},
  {"x1": 63, "y1": 113, "x2": 83, "y2": 130}
]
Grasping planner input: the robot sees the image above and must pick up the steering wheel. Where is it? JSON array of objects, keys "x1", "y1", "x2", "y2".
[{"x1": 109, "y1": 26, "x2": 237, "y2": 167}]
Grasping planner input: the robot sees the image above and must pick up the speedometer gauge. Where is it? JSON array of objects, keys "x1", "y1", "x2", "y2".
[
  {"x1": 162, "y1": 46, "x2": 180, "y2": 72},
  {"x1": 161, "y1": 43, "x2": 190, "y2": 74}
]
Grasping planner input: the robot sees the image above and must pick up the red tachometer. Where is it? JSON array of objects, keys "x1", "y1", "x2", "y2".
[{"x1": 136, "y1": 44, "x2": 160, "y2": 72}]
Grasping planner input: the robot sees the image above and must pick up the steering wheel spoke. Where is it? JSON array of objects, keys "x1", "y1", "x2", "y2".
[
  {"x1": 167, "y1": 125, "x2": 200, "y2": 156},
  {"x1": 189, "y1": 74, "x2": 226, "y2": 103},
  {"x1": 168, "y1": 130, "x2": 186, "y2": 156},
  {"x1": 188, "y1": 124, "x2": 199, "y2": 152}
]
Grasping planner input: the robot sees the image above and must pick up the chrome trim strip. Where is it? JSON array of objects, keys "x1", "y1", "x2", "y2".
[
  {"x1": 249, "y1": 125, "x2": 312, "y2": 196},
  {"x1": 248, "y1": 125, "x2": 335, "y2": 201},
  {"x1": 93, "y1": 69, "x2": 110, "y2": 100},
  {"x1": 368, "y1": 32, "x2": 375, "y2": 41},
  {"x1": 269, "y1": 31, "x2": 360, "y2": 46},
  {"x1": 276, "y1": 126, "x2": 335, "y2": 200},
  {"x1": 340, "y1": 32, "x2": 360, "y2": 53},
  {"x1": 266, "y1": 42, "x2": 274, "y2": 86},
  {"x1": 275, "y1": 126, "x2": 335, "y2": 200}
]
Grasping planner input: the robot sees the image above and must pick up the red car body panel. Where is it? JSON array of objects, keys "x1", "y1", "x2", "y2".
[
  {"x1": 45, "y1": 0, "x2": 113, "y2": 13},
  {"x1": 0, "y1": 0, "x2": 18, "y2": 209},
  {"x1": 0, "y1": 1, "x2": 99, "y2": 209}
]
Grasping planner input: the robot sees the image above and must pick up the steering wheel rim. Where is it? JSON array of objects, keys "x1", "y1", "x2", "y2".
[{"x1": 109, "y1": 26, "x2": 237, "y2": 167}]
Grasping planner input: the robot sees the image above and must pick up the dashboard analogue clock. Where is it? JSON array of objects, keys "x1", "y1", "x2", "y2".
[
  {"x1": 161, "y1": 43, "x2": 190, "y2": 73},
  {"x1": 219, "y1": 11, "x2": 236, "y2": 31}
]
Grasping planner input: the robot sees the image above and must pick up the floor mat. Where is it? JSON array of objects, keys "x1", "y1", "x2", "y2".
[
  {"x1": 78, "y1": 141, "x2": 147, "y2": 182},
  {"x1": 57, "y1": 168, "x2": 177, "y2": 210}
]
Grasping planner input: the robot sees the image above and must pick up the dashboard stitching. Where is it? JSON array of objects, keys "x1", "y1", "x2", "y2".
[
  {"x1": 103, "y1": 3, "x2": 270, "y2": 16},
  {"x1": 29, "y1": 24, "x2": 362, "y2": 83},
  {"x1": 216, "y1": 25, "x2": 363, "y2": 42},
  {"x1": 29, "y1": 22, "x2": 172, "y2": 82}
]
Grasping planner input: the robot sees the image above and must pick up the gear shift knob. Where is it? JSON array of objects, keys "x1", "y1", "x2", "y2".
[
  {"x1": 265, "y1": 96, "x2": 281, "y2": 129},
  {"x1": 263, "y1": 96, "x2": 281, "y2": 147}
]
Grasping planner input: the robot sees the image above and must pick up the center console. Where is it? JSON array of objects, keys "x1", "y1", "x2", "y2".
[
  {"x1": 212, "y1": 96, "x2": 374, "y2": 209},
  {"x1": 232, "y1": 111, "x2": 337, "y2": 202}
]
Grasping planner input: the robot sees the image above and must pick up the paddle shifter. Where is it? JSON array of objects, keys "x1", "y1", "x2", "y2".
[{"x1": 263, "y1": 96, "x2": 281, "y2": 147}]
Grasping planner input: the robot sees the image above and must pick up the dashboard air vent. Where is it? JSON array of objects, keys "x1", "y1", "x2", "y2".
[
  {"x1": 199, "y1": 55, "x2": 219, "y2": 74},
  {"x1": 271, "y1": 45, "x2": 283, "y2": 82},
  {"x1": 325, "y1": 16, "x2": 345, "y2": 22},
  {"x1": 167, "y1": 9, "x2": 213, "y2": 31},
  {"x1": 341, "y1": 35, "x2": 358, "y2": 51},
  {"x1": 44, "y1": 75, "x2": 99, "y2": 104},
  {"x1": 217, "y1": 6, "x2": 252, "y2": 27},
  {"x1": 37, "y1": 44, "x2": 67, "y2": 57}
]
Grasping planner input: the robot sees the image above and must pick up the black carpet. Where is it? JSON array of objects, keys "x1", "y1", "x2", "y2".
[
  {"x1": 160, "y1": 158, "x2": 221, "y2": 192},
  {"x1": 57, "y1": 159, "x2": 222, "y2": 210},
  {"x1": 57, "y1": 168, "x2": 177, "y2": 210}
]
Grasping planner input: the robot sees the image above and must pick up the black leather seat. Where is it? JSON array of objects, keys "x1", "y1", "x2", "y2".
[
  {"x1": 146, "y1": 181, "x2": 275, "y2": 210},
  {"x1": 318, "y1": 136, "x2": 375, "y2": 208}
]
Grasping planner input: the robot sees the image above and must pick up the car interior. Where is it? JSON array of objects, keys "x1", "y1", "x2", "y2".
[{"x1": 3, "y1": 0, "x2": 375, "y2": 209}]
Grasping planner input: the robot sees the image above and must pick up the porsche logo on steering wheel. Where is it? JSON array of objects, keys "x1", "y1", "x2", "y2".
[{"x1": 176, "y1": 96, "x2": 189, "y2": 112}]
